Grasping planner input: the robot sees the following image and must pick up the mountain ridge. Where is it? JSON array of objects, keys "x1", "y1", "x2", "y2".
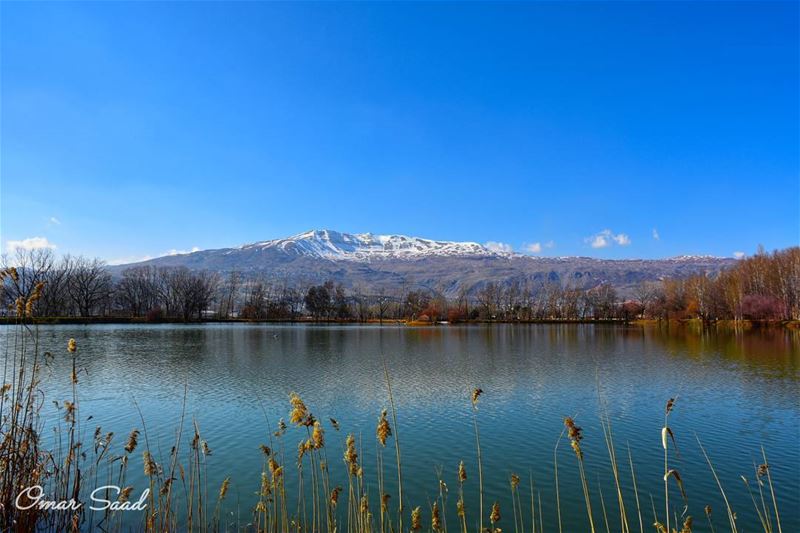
[{"x1": 110, "y1": 229, "x2": 737, "y2": 297}]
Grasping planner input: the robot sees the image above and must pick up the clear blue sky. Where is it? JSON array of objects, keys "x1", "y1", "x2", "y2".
[{"x1": 1, "y1": 1, "x2": 797, "y2": 263}]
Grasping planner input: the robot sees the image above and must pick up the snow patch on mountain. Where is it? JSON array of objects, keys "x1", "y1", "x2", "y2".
[{"x1": 241, "y1": 229, "x2": 510, "y2": 260}]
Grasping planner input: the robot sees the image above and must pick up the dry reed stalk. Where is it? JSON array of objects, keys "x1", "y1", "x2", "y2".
[
  {"x1": 510, "y1": 474, "x2": 519, "y2": 533},
  {"x1": 529, "y1": 473, "x2": 536, "y2": 533},
  {"x1": 760, "y1": 447, "x2": 782, "y2": 533},
  {"x1": 753, "y1": 461, "x2": 773, "y2": 533},
  {"x1": 627, "y1": 444, "x2": 644, "y2": 533},
  {"x1": 471, "y1": 387, "x2": 485, "y2": 532},
  {"x1": 598, "y1": 407, "x2": 630, "y2": 533},
  {"x1": 695, "y1": 435, "x2": 738, "y2": 533},
  {"x1": 383, "y1": 359, "x2": 404, "y2": 533},
  {"x1": 457, "y1": 461, "x2": 468, "y2": 533},
  {"x1": 434, "y1": 466, "x2": 449, "y2": 533},
  {"x1": 740, "y1": 475, "x2": 769, "y2": 531},
  {"x1": 598, "y1": 479, "x2": 610, "y2": 533},
  {"x1": 537, "y1": 491, "x2": 543, "y2": 533},
  {"x1": 564, "y1": 416, "x2": 595, "y2": 533},
  {"x1": 663, "y1": 397, "x2": 675, "y2": 533},
  {"x1": 704, "y1": 505, "x2": 716, "y2": 533}
]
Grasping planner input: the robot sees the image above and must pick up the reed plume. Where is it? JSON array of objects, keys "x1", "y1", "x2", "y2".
[
  {"x1": 431, "y1": 501, "x2": 442, "y2": 532},
  {"x1": 125, "y1": 429, "x2": 140, "y2": 454},
  {"x1": 411, "y1": 506, "x2": 422, "y2": 531},
  {"x1": 376, "y1": 408, "x2": 392, "y2": 446},
  {"x1": 311, "y1": 420, "x2": 325, "y2": 449},
  {"x1": 218, "y1": 477, "x2": 230, "y2": 500},
  {"x1": 289, "y1": 392, "x2": 309, "y2": 425}
]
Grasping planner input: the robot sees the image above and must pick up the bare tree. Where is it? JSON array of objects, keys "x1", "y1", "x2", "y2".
[
  {"x1": 67, "y1": 256, "x2": 112, "y2": 317},
  {"x1": 633, "y1": 281, "x2": 657, "y2": 318},
  {"x1": 116, "y1": 266, "x2": 159, "y2": 317}
]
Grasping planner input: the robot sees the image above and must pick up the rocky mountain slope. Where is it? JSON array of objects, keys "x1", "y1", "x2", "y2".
[{"x1": 112, "y1": 229, "x2": 736, "y2": 297}]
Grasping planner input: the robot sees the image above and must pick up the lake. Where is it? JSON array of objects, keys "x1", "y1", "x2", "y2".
[{"x1": 2, "y1": 323, "x2": 798, "y2": 532}]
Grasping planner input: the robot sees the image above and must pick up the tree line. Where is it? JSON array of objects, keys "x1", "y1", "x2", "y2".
[{"x1": 2, "y1": 246, "x2": 798, "y2": 322}]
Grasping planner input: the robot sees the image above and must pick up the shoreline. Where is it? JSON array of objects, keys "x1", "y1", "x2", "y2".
[{"x1": 1, "y1": 316, "x2": 797, "y2": 328}]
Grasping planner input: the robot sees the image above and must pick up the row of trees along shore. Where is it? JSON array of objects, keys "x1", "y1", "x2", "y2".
[{"x1": 2, "y1": 246, "x2": 798, "y2": 322}]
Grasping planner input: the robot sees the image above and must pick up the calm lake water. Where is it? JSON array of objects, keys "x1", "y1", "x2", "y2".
[{"x1": 2, "y1": 323, "x2": 798, "y2": 531}]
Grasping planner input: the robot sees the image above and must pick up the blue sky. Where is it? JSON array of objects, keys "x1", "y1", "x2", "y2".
[{"x1": 1, "y1": 1, "x2": 797, "y2": 263}]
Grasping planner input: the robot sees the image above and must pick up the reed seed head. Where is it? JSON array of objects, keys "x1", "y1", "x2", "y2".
[
  {"x1": 344, "y1": 433, "x2": 359, "y2": 475},
  {"x1": 201, "y1": 441, "x2": 212, "y2": 456},
  {"x1": 260, "y1": 472, "x2": 271, "y2": 497},
  {"x1": 510, "y1": 473, "x2": 520, "y2": 490},
  {"x1": 25, "y1": 282, "x2": 45, "y2": 315},
  {"x1": 431, "y1": 501, "x2": 442, "y2": 531},
  {"x1": 160, "y1": 478, "x2": 173, "y2": 496},
  {"x1": 330, "y1": 486, "x2": 342, "y2": 507},
  {"x1": 471, "y1": 388, "x2": 483, "y2": 407},
  {"x1": 219, "y1": 477, "x2": 230, "y2": 500},
  {"x1": 458, "y1": 460, "x2": 467, "y2": 482},
  {"x1": 381, "y1": 492, "x2": 390, "y2": 512},
  {"x1": 118, "y1": 486, "x2": 134, "y2": 503},
  {"x1": 125, "y1": 429, "x2": 140, "y2": 454},
  {"x1": 490, "y1": 501, "x2": 501, "y2": 524},
  {"x1": 564, "y1": 417, "x2": 584, "y2": 459},
  {"x1": 268, "y1": 457, "x2": 282, "y2": 480},
  {"x1": 665, "y1": 397, "x2": 675, "y2": 415},
  {"x1": 411, "y1": 506, "x2": 422, "y2": 531},
  {"x1": 143, "y1": 451, "x2": 156, "y2": 476},
  {"x1": 289, "y1": 393, "x2": 309, "y2": 425},
  {"x1": 63, "y1": 401, "x2": 76, "y2": 423},
  {"x1": 376, "y1": 409, "x2": 392, "y2": 446},
  {"x1": 68, "y1": 338, "x2": 77, "y2": 353},
  {"x1": 312, "y1": 420, "x2": 325, "y2": 449}
]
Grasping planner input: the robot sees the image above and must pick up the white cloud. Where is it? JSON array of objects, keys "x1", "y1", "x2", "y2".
[
  {"x1": 733, "y1": 251, "x2": 745, "y2": 259},
  {"x1": 49, "y1": 217, "x2": 61, "y2": 225},
  {"x1": 585, "y1": 229, "x2": 631, "y2": 249},
  {"x1": 652, "y1": 228, "x2": 660, "y2": 240},
  {"x1": 613, "y1": 233, "x2": 631, "y2": 246},
  {"x1": 525, "y1": 242, "x2": 542, "y2": 253},
  {"x1": 485, "y1": 241, "x2": 513, "y2": 253},
  {"x1": 6, "y1": 236, "x2": 57, "y2": 254},
  {"x1": 588, "y1": 233, "x2": 610, "y2": 249},
  {"x1": 544, "y1": 241, "x2": 555, "y2": 248}
]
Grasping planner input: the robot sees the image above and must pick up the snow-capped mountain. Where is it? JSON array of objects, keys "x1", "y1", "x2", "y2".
[
  {"x1": 111, "y1": 229, "x2": 736, "y2": 297},
  {"x1": 237, "y1": 229, "x2": 505, "y2": 260}
]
